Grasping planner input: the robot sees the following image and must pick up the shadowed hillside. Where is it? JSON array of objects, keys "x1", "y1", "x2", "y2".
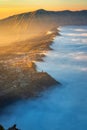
[
  {"x1": 0, "y1": 9, "x2": 87, "y2": 109},
  {"x1": 0, "y1": 9, "x2": 87, "y2": 45}
]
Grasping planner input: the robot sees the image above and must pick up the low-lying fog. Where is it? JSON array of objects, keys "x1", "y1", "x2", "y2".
[{"x1": 0, "y1": 26, "x2": 87, "y2": 130}]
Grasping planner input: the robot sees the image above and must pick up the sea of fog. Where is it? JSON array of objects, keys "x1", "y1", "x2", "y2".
[{"x1": 0, "y1": 26, "x2": 87, "y2": 130}]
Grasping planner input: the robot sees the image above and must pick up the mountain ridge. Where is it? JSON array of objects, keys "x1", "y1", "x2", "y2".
[
  {"x1": 0, "y1": 9, "x2": 87, "y2": 21},
  {"x1": 0, "y1": 9, "x2": 87, "y2": 45}
]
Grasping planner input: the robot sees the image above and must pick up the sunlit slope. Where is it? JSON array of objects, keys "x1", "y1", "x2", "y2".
[
  {"x1": 0, "y1": 9, "x2": 87, "y2": 46},
  {"x1": 0, "y1": 9, "x2": 57, "y2": 46}
]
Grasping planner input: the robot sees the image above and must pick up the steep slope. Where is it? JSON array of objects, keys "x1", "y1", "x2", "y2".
[{"x1": 0, "y1": 9, "x2": 87, "y2": 45}]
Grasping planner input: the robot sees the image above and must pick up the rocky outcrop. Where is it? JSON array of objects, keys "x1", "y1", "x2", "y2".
[{"x1": 0, "y1": 124, "x2": 19, "y2": 130}]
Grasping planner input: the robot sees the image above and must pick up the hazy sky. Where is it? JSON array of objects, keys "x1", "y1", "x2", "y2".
[{"x1": 0, "y1": 0, "x2": 87, "y2": 19}]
